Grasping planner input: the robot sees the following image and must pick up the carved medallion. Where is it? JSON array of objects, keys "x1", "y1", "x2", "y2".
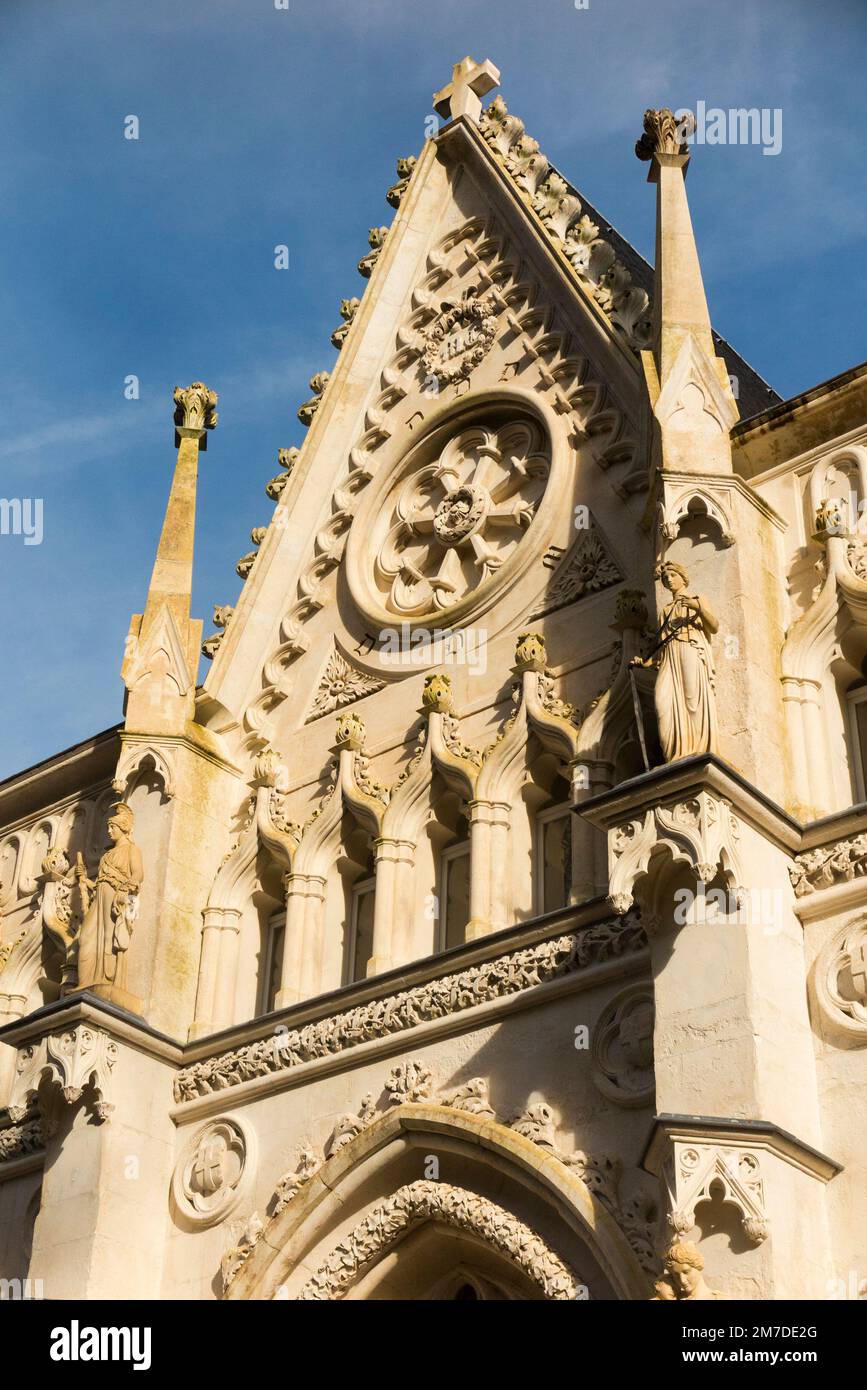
[
  {"x1": 591, "y1": 983, "x2": 655, "y2": 1107},
  {"x1": 172, "y1": 1116, "x2": 255, "y2": 1227},
  {"x1": 813, "y1": 916, "x2": 867, "y2": 1043},
  {"x1": 420, "y1": 289, "x2": 498, "y2": 386}
]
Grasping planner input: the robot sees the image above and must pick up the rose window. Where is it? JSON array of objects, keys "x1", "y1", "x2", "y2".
[{"x1": 372, "y1": 422, "x2": 550, "y2": 617}]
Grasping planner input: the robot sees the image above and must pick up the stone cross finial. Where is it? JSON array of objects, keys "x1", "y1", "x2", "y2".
[
  {"x1": 433, "y1": 56, "x2": 500, "y2": 124},
  {"x1": 173, "y1": 382, "x2": 218, "y2": 438}
]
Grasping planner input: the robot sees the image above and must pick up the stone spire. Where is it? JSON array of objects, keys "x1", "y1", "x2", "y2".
[
  {"x1": 121, "y1": 382, "x2": 217, "y2": 732},
  {"x1": 635, "y1": 109, "x2": 737, "y2": 476},
  {"x1": 433, "y1": 56, "x2": 500, "y2": 124}
]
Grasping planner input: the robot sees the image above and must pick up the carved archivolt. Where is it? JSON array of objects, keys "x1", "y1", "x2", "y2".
[
  {"x1": 296, "y1": 1181, "x2": 582, "y2": 1300},
  {"x1": 812, "y1": 916, "x2": 867, "y2": 1043},
  {"x1": 175, "y1": 912, "x2": 646, "y2": 1102},
  {"x1": 9, "y1": 1025, "x2": 117, "y2": 1128},
  {"x1": 226, "y1": 1073, "x2": 657, "y2": 1297}
]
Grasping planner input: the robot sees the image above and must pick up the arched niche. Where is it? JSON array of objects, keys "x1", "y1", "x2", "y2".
[{"x1": 229, "y1": 1105, "x2": 648, "y2": 1303}]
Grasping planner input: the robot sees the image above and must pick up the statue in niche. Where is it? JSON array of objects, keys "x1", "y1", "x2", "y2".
[
  {"x1": 651, "y1": 1240, "x2": 726, "y2": 1301},
  {"x1": 632, "y1": 560, "x2": 718, "y2": 761},
  {"x1": 75, "y1": 802, "x2": 143, "y2": 1006}
]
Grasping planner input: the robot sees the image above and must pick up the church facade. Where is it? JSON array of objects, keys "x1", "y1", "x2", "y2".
[{"x1": 0, "y1": 61, "x2": 864, "y2": 1302}]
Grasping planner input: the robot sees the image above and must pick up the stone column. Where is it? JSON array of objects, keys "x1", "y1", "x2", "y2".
[{"x1": 368, "y1": 836, "x2": 415, "y2": 975}]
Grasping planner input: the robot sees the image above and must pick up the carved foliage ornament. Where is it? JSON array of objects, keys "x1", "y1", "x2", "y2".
[
  {"x1": 635, "y1": 108, "x2": 695, "y2": 161},
  {"x1": 296, "y1": 1181, "x2": 583, "y2": 1301},
  {"x1": 174, "y1": 915, "x2": 646, "y2": 1101},
  {"x1": 306, "y1": 648, "x2": 385, "y2": 723}
]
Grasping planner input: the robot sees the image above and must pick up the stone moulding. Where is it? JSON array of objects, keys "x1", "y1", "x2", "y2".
[
  {"x1": 295, "y1": 1180, "x2": 584, "y2": 1300},
  {"x1": 173, "y1": 914, "x2": 647, "y2": 1103}
]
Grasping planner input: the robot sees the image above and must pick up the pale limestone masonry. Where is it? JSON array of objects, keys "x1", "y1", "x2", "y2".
[{"x1": 0, "y1": 69, "x2": 864, "y2": 1302}]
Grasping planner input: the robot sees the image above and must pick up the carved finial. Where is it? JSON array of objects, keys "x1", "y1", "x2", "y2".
[
  {"x1": 433, "y1": 56, "x2": 500, "y2": 125},
  {"x1": 335, "y1": 710, "x2": 367, "y2": 751},
  {"x1": 422, "y1": 672, "x2": 453, "y2": 713},
  {"x1": 635, "y1": 108, "x2": 695, "y2": 164},
  {"x1": 514, "y1": 631, "x2": 547, "y2": 672},
  {"x1": 253, "y1": 746, "x2": 287, "y2": 789},
  {"x1": 611, "y1": 589, "x2": 648, "y2": 633},
  {"x1": 173, "y1": 382, "x2": 218, "y2": 439}
]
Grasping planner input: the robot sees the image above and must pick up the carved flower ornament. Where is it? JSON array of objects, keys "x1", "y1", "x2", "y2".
[{"x1": 368, "y1": 421, "x2": 551, "y2": 619}]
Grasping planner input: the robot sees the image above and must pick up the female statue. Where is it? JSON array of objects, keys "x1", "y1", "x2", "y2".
[
  {"x1": 75, "y1": 802, "x2": 143, "y2": 998},
  {"x1": 634, "y1": 560, "x2": 719, "y2": 761}
]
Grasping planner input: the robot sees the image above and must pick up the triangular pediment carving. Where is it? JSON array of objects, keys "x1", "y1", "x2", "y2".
[
  {"x1": 304, "y1": 645, "x2": 385, "y2": 724},
  {"x1": 530, "y1": 515, "x2": 623, "y2": 618}
]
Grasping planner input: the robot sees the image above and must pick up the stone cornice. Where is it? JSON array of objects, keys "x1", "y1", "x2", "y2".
[
  {"x1": 642, "y1": 1114, "x2": 842, "y2": 1185},
  {"x1": 578, "y1": 753, "x2": 803, "y2": 854},
  {"x1": 0, "y1": 992, "x2": 182, "y2": 1065}
]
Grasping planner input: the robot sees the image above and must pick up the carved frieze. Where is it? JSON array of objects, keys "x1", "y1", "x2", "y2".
[
  {"x1": 790, "y1": 835, "x2": 867, "y2": 897},
  {"x1": 174, "y1": 914, "x2": 646, "y2": 1102}
]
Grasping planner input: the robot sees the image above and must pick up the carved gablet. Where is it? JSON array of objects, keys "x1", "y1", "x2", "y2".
[{"x1": 8, "y1": 1024, "x2": 118, "y2": 1129}]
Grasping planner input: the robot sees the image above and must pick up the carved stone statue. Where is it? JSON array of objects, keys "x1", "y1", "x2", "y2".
[
  {"x1": 74, "y1": 802, "x2": 143, "y2": 1010},
  {"x1": 652, "y1": 1240, "x2": 725, "y2": 1300},
  {"x1": 634, "y1": 560, "x2": 719, "y2": 761}
]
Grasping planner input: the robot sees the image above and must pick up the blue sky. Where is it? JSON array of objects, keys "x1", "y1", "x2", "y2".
[{"x1": 1, "y1": 0, "x2": 865, "y2": 779}]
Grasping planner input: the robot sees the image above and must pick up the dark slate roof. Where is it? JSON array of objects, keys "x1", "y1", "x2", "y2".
[{"x1": 550, "y1": 165, "x2": 782, "y2": 421}]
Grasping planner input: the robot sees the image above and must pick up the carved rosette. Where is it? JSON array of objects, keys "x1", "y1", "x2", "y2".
[
  {"x1": 172, "y1": 1117, "x2": 254, "y2": 1228},
  {"x1": 9, "y1": 1025, "x2": 118, "y2": 1127},
  {"x1": 366, "y1": 421, "x2": 550, "y2": 621}
]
